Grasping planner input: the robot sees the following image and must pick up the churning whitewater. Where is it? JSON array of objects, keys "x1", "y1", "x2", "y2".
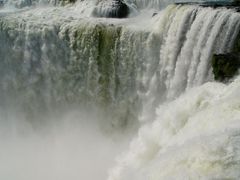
[
  {"x1": 0, "y1": 0, "x2": 240, "y2": 179},
  {"x1": 109, "y1": 74, "x2": 240, "y2": 180}
]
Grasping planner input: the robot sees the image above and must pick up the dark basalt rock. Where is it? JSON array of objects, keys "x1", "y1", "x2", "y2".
[
  {"x1": 152, "y1": 12, "x2": 158, "y2": 17},
  {"x1": 212, "y1": 53, "x2": 240, "y2": 81},
  {"x1": 92, "y1": 0, "x2": 129, "y2": 18},
  {"x1": 58, "y1": 0, "x2": 77, "y2": 6},
  {"x1": 212, "y1": 26, "x2": 240, "y2": 82},
  {"x1": 0, "y1": 0, "x2": 3, "y2": 8}
]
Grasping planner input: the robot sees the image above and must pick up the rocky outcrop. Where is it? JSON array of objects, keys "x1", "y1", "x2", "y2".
[
  {"x1": 92, "y1": 0, "x2": 129, "y2": 18},
  {"x1": 58, "y1": 0, "x2": 76, "y2": 6},
  {"x1": 212, "y1": 27, "x2": 240, "y2": 82},
  {"x1": 210, "y1": 4, "x2": 240, "y2": 82},
  {"x1": 212, "y1": 53, "x2": 240, "y2": 81}
]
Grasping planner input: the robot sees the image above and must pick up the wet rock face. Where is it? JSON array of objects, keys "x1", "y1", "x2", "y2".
[
  {"x1": 58, "y1": 0, "x2": 76, "y2": 6},
  {"x1": 212, "y1": 54, "x2": 240, "y2": 81},
  {"x1": 212, "y1": 28, "x2": 240, "y2": 82},
  {"x1": 92, "y1": 0, "x2": 129, "y2": 18}
]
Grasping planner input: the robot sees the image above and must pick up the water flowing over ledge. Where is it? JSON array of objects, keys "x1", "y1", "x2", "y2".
[
  {"x1": 1, "y1": 3, "x2": 239, "y2": 122},
  {"x1": 0, "y1": 1, "x2": 240, "y2": 180}
]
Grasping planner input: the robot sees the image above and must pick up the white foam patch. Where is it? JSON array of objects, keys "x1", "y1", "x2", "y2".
[{"x1": 109, "y1": 75, "x2": 240, "y2": 180}]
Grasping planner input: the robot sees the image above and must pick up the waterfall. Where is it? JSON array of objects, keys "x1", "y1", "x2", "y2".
[
  {"x1": 0, "y1": 0, "x2": 240, "y2": 180},
  {"x1": 0, "y1": 0, "x2": 234, "y2": 12},
  {"x1": 126, "y1": 0, "x2": 234, "y2": 10},
  {"x1": 139, "y1": 5, "x2": 240, "y2": 121},
  {"x1": 0, "y1": 4, "x2": 239, "y2": 123}
]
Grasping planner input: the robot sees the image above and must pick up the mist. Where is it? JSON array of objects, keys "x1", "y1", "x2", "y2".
[{"x1": 0, "y1": 108, "x2": 133, "y2": 180}]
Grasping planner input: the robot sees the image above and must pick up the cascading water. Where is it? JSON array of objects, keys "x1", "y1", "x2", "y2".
[
  {"x1": 0, "y1": 0, "x2": 240, "y2": 179},
  {"x1": 126, "y1": 0, "x2": 232, "y2": 10},
  {"x1": 109, "y1": 75, "x2": 240, "y2": 180}
]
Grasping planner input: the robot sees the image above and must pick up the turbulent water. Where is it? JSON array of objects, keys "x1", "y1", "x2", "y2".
[
  {"x1": 0, "y1": 0, "x2": 240, "y2": 179},
  {"x1": 109, "y1": 75, "x2": 240, "y2": 180}
]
